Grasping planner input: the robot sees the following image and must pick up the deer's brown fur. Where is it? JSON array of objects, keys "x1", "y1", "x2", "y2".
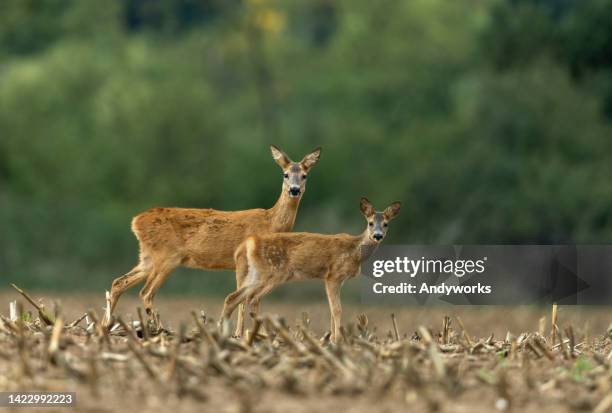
[
  {"x1": 102, "y1": 145, "x2": 321, "y2": 326},
  {"x1": 222, "y1": 198, "x2": 400, "y2": 342}
]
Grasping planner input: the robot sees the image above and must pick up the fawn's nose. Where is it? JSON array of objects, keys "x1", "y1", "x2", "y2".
[
  {"x1": 373, "y1": 233, "x2": 383, "y2": 241},
  {"x1": 289, "y1": 187, "x2": 301, "y2": 196}
]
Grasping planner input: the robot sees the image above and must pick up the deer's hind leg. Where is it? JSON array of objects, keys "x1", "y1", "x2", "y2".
[
  {"x1": 234, "y1": 246, "x2": 250, "y2": 337},
  {"x1": 103, "y1": 264, "x2": 148, "y2": 327},
  {"x1": 221, "y1": 278, "x2": 277, "y2": 325},
  {"x1": 139, "y1": 256, "x2": 180, "y2": 315},
  {"x1": 245, "y1": 281, "x2": 277, "y2": 315},
  {"x1": 221, "y1": 285, "x2": 251, "y2": 321}
]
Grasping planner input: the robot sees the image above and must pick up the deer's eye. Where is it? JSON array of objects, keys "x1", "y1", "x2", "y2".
[
  {"x1": 284, "y1": 173, "x2": 289, "y2": 178},
  {"x1": 302, "y1": 174, "x2": 307, "y2": 179},
  {"x1": 383, "y1": 223, "x2": 388, "y2": 227},
  {"x1": 368, "y1": 222, "x2": 373, "y2": 227}
]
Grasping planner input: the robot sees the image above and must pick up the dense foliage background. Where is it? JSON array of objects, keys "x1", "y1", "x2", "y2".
[{"x1": 2, "y1": 0, "x2": 612, "y2": 297}]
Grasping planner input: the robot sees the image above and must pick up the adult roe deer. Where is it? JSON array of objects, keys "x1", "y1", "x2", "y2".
[
  {"x1": 102, "y1": 145, "x2": 321, "y2": 327},
  {"x1": 221, "y1": 197, "x2": 400, "y2": 341}
]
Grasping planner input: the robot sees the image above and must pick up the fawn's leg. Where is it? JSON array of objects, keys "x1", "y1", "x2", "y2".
[
  {"x1": 247, "y1": 281, "x2": 277, "y2": 311},
  {"x1": 325, "y1": 279, "x2": 342, "y2": 343},
  {"x1": 103, "y1": 265, "x2": 148, "y2": 327},
  {"x1": 221, "y1": 285, "x2": 253, "y2": 321},
  {"x1": 222, "y1": 280, "x2": 276, "y2": 326},
  {"x1": 243, "y1": 280, "x2": 278, "y2": 337},
  {"x1": 235, "y1": 303, "x2": 246, "y2": 337},
  {"x1": 249, "y1": 299, "x2": 261, "y2": 320}
]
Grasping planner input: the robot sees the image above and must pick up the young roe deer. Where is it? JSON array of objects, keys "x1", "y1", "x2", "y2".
[
  {"x1": 221, "y1": 197, "x2": 400, "y2": 341},
  {"x1": 102, "y1": 145, "x2": 321, "y2": 327}
]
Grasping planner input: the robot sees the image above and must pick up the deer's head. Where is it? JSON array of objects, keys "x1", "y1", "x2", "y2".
[
  {"x1": 360, "y1": 197, "x2": 401, "y2": 243},
  {"x1": 271, "y1": 145, "x2": 321, "y2": 198}
]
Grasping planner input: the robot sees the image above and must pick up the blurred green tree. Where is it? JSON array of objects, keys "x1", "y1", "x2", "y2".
[{"x1": 1, "y1": 0, "x2": 612, "y2": 295}]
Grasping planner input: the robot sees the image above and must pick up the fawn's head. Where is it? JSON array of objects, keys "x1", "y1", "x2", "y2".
[
  {"x1": 270, "y1": 145, "x2": 321, "y2": 198},
  {"x1": 360, "y1": 197, "x2": 401, "y2": 243}
]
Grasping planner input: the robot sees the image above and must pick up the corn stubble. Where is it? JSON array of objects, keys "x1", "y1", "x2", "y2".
[{"x1": 0, "y1": 289, "x2": 611, "y2": 413}]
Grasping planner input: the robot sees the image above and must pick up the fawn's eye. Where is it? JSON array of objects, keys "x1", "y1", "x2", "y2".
[
  {"x1": 383, "y1": 223, "x2": 388, "y2": 227},
  {"x1": 302, "y1": 174, "x2": 307, "y2": 179},
  {"x1": 284, "y1": 173, "x2": 289, "y2": 178},
  {"x1": 368, "y1": 222, "x2": 373, "y2": 226}
]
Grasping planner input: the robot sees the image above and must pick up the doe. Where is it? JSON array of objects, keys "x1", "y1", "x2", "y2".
[{"x1": 102, "y1": 145, "x2": 321, "y2": 327}]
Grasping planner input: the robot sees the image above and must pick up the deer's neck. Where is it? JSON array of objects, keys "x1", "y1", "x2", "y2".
[
  {"x1": 269, "y1": 187, "x2": 301, "y2": 231},
  {"x1": 353, "y1": 231, "x2": 380, "y2": 263}
]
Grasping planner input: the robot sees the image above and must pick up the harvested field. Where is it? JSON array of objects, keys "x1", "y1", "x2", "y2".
[{"x1": 0, "y1": 289, "x2": 611, "y2": 413}]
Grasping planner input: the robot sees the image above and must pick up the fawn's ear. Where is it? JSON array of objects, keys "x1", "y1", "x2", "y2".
[
  {"x1": 300, "y1": 147, "x2": 321, "y2": 170},
  {"x1": 360, "y1": 197, "x2": 375, "y2": 217},
  {"x1": 384, "y1": 201, "x2": 401, "y2": 220},
  {"x1": 270, "y1": 145, "x2": 291, "y2": 169}
]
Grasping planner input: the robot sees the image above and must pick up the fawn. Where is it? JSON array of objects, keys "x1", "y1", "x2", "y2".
[
  {"x1": 221, "y1": 197, "x2": 400, "y2": 341},
  {"x1": 102, "y1": 145, "x2": 321, "y2": 327}
]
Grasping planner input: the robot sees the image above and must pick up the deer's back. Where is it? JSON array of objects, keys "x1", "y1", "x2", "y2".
[
  {"x1": 132, "y1": 207, "x2": 273, "y2": 270},
  {"x1": 245, "y1": 232, "x2": 361, "y2": 280}
]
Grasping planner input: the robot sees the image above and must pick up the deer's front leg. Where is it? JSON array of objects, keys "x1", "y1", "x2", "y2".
[
  {"x1": 234, "y1": 250, "x2": 250, "y2": 337},
  {"x1": 325, "y1": 279, "x2": 342, "y2": 343}
]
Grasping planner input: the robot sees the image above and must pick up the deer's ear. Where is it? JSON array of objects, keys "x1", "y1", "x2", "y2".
[
  {"x1": 360, "y1": 197, "x2": 375, "y2": 217},
  {"x1": 270, "y1": 145, "x2": 291, "y2": 169},
  {"x1": 384, "y1": 201, "x2": 401, "y2": 220},
  {"x1": 300, "y1": 147, "x2": 321, "y2": 170}
]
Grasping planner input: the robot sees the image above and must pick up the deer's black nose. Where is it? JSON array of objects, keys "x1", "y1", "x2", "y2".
[
  {"x1": 373, "y1": 233, "x2": 383, "y2": 241},
  {"x1": 289, "y1": 187, "x2": 301, "y2": 196}
]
